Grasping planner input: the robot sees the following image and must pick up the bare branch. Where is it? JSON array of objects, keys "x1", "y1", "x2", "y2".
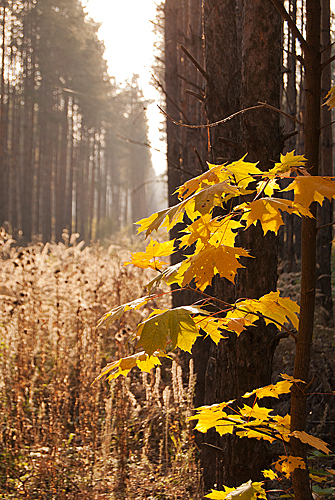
[
  {"x1": 177, "y1": 73, "x2": 205, "y2": 92},
  {"x1": 321, "y1": 54, "x2": 335, "y2": 71},
  {"x1": 194, "y1": 147, "x2": 207, "y2": 172},
  {"x1": 158, "y1": 103, "x2": 265, "y2": 129},
  {"x1": 151, "y1": 74, "x2": 190, "y2": 124},
  {"x1": 270, "y1": 0, "x2": 309, "y2": 55},
  {"x1": 319, "y1": 119, "x2": 335, "y2": 130},
  {"x1": 185, "y1": 89, "x2": 206, "y2": 102},
  {"x1": 179, "y1": 44, "x2": 210, "y2": 82},
  {"x1": 258, "y1": 101, "x2": 303, "y2": 126}
]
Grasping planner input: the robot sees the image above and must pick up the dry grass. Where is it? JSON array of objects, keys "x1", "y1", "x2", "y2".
[{"x1": 0, "y1": 229, "x2": 202, "y2": 499}]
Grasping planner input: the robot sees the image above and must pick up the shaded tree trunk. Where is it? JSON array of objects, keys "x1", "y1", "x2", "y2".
[
  {"x1": 201, "y1": 0, "x2": 282, "y2": 490},
  {"x1": 316, "y1": 0, "x2": 333, "y2": 327}
]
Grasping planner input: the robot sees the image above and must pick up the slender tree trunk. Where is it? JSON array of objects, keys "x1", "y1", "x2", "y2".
[
  {"x1": 316, "y1": 0, "x2": 333, "y2": 327},
  {"x1": 281, "y1": 1, "x2": 321, "y2": 498}
]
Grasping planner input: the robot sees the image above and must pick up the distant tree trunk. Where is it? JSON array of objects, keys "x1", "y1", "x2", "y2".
[
  {"x1": 316, "y1": 0, "x2": 333, "y2": 327},
  {"x1": 0, "y1": 1, "x2": 7, "y2": 227}
]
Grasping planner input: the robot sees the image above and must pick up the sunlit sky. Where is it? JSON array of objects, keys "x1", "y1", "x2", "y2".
[{"x1": 81, "y1": 0, "x2": 166, "y2": 176}]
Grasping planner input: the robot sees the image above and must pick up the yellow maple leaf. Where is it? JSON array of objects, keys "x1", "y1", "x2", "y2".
[
  {"x1": 229, "y1": 291, "x2": 300, "y2": 331},
  {"x1": 180, "y1": 214, "x2": 241, "y2": 249},
  {"x1": 273, "y1": 455, "x2": 306, "y2": 479},
  {"x1": 262, "y1": 469, "x2": 278, "y2": 480},
  {"x1": 290, "y1": 430, "x2": 331, "y2": 454},
  {"x1": 96, "y1": 295, "x2": 154, "y2": 330},
  {"x1": 242, "y1": 380, "x2": 295, "y2": 400},
  {"x1": 94, "y1": 351, "x2": 163, "y2": 381},
  {"x1": 193, "y1": 315, "x2": 228, "y2": 344},
  {"x1": 283, "y1": 176, "x2": 335, "y2": 211},
  {"x1": 266, "y1": 151, "x2": 308, "y2": 178},
  {"x1": 309, "y1": 474, "x2": 329, "y2": 482},
  {"x1": 218, "y1": 156, "x2": 263, "y2": 189},
  {"x1": 240, "y1": 198, "x2": 309, "y2": 236},
  {"x1": 188, "y1": 401, "x2": 237, "y2": 434},
  {"x1": 136, "y1": 306, "x2": 201, "y2": 355},
  {"x1": 206, "y1": 480, "x2": 267, "y2": 500},
  {"x1": 176, "y1": 163, "x2": 223, "y2": 199},
  {"x1": 125, "y1": 238, "x2": 175, "y2": 270},
  {"x1": 324, "y1": 85, "x2": 335, "y2": 109},
  {"x1": 172, "y1": 244, "x2": 250, "y2": 291},
  {"x1": 271, "y1": 414, "x2": 291, "y2": 441}
]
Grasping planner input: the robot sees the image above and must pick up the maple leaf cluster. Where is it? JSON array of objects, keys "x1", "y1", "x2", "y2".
[{"x1": 95, "y1": 150, "x2": 334, "y2": 496}]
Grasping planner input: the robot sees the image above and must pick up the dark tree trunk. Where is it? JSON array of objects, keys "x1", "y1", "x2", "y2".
[
  {"x1": 316, "y1": 0, "x2": 333, "y2": 327},
  {"x1": 200, "y1": 0, "x2": 282, "y2": 490},
  {"x1": 289, "y1": 1, "x2": 321, "y2": 498}
]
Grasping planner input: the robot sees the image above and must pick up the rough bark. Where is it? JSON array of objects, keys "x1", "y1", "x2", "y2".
[{"x1": 200, "y1": 0, "x2": 282, "y2": 490}]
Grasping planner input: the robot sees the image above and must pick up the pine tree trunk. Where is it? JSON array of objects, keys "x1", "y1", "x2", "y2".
[{"x1": 316, "y1": 0, "x2": 333, "y2": 327}]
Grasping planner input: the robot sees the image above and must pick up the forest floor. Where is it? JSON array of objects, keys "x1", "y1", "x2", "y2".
[{"x1": 0, "y1": 229, "x2": 334, "y2": 499}]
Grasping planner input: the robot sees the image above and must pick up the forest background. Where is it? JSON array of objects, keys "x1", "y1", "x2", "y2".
[{"x1": 0, "y1": 0, "x2": 335, "y2": 499}]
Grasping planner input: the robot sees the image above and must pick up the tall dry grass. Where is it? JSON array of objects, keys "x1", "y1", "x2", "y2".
[{"x1": 0, "y1": 229, "x2": 201, "y2": 499}]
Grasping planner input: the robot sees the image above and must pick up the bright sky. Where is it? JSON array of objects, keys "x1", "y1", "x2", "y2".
[{"x1": 81, "y1": 0, "x2": 166, "y2": 176}]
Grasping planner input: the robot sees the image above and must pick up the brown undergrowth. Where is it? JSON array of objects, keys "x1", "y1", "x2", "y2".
[{"x1": 0, "y1": 229, "x2": 201, "y2": 499}]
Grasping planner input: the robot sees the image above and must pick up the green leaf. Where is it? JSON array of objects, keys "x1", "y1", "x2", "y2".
[{"x1": 136, "y1": 306, "x2": 201, "y2": 355}]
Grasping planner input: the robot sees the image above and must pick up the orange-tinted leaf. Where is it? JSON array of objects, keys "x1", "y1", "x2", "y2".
[
  {"x1": 283, "y1": 176, "x2": 335, "y2": 211},
  {"x1": 173, "y1": 244, "x2": 250, "y2": 291},
  {"x1": 290, "y1": 431, "x2": 331, "y2": 454},
  {"x1": 240, "y1": 198, "x2": 309, "y2": 236},
  {"x1": 95, "y1": 351, "x2": 163, "y2": 381},
  {"x1": 273, "y1": 455, "x2": 306, "y2": 479},
  {"x1": 324, "y1": 86, "x2": 335, "y2": 109},
  {"x1": 227, "y1": 291, "x2": 300, "y2": 331}
]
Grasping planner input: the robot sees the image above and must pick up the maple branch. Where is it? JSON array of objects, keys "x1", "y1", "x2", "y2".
[
  {"x1": 236, "y1": 308, "x2": 297, "y2": 342},
  {"x1": 116, "y1": 133, "x2": 164, "y2": 155},
  {"x1": 258, "y1": 102, "x2": 303, "y2": 126},
  {"x1": 270, "y1": 0, "x2": 309, "y2": 55},
  {"x1": 185, "y1": 89, "x2": 206, "y2": 102},
  {"x1": 185, "y1": 285, "x2": 232, "y2": 308}
]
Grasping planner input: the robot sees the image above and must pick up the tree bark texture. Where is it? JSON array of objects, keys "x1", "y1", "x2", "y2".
[{"x1": 200, "y1": 0, "x2": 282, "y2": 491}]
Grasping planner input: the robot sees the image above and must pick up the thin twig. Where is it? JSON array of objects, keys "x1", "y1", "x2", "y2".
[
  {"x1": 321, "y1": 54, "x2": 335, "y2": 71},
  {"x1": 279, "y1": 45, "x2": 305, "y2": 66},
  {"x1": 177, "y1": 73, "x2": 205, "y2": 91},
  {"x1": 158, "y1": 104, "x2": 265, "y2": 129},
  {"x1": 185, "y1": 89, "x2": 206, "y2": 102},
  {"x1": 194, "y1": 147, "x2": 207, "y2": 172},
  {"x1": 179, "y1": 44, "x2": 210, "y2": 82},
  {"x1": 258, "y1": 101, "x2": 303, "y2": 126},
  {"x1": 319, "y1": 119, "x2": 335, "y2": 130},
  {"x1": 152, "y1": 74, "x2": 190, "y2": 123},
  {"x1": 316, "y1": 220, "x2": 335, "y2": 231},
  {"x1": 321, "y1": 40, "x2": 335, "y2": 54}
]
